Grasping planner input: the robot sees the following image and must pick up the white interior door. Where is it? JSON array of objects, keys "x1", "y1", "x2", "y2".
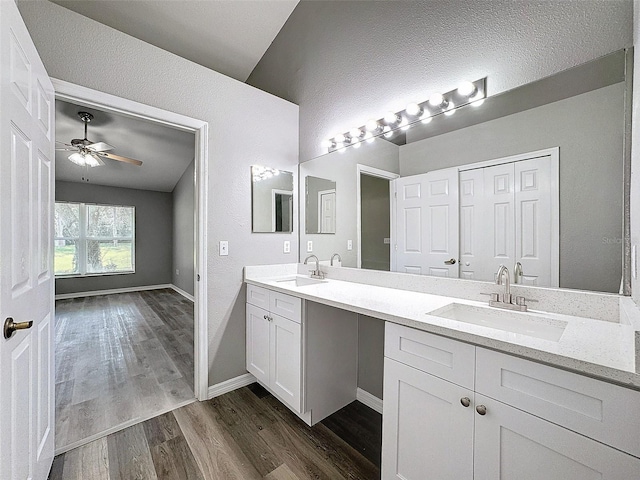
[
  {"x1": 318, "y1": 189, "x2": 336, "y2": 233},
  {"x1": 0, "y1": 2, "x2": 56, "y2": 479},
  {"x1": 483, "y1": 163, "x2": 515, "y2": 281},
  {"x1": 459, "y1": 168, "x2": 487, "y2": 281},
  {"x1": 514, "y1": 156, "x2": 557, "y2": 287},
  {"x1": 393, "y1": 168, "x2": 459, "y2": 277}
]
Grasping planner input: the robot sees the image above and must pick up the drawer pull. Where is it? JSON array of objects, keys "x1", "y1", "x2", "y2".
[
  {"x1": 476, "y1": 405, "x2": 487, "y2": 416},
  {"x1": 460, "y1": 397, "x2": 471, "y2": 408}
]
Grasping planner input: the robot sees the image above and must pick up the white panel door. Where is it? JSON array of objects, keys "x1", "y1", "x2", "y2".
[
  {"x1": 425, "y1": 167, "x2": 459, "y2": 277},
  {"x1": 246, "y1": 304, "x2": 270, "y2": 386},
  {"x1": 458, "y1": 169, "x2": 487, "y2": 281},
  {"x1": 0, "y1": 2, "x2": 55, "y2": 479},
  {"x1": 483, "y1": 163, "x2": 515, "y2": 280},
  {"x1": 514, "y1": 156, "x2": 557, "y2": 286},
  {"x1": 269, "y1": 314, "x2": 301, "y2": 412},
  {"x1": 382, "y1": 358, "x2": 474, "y2": 480},
  {"x1": 318, "y1": 190, "x2": 336, "y2": 233},
  {"x1": 393, "y1": 174, "x2": 429, "y2": 275},
  {"x1": 474, "y1": 395, "x2": 640, "y2": 479}
]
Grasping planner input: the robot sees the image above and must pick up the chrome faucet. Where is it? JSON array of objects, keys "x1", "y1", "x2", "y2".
[
  {"x1": 489, "y1": 265, "x2": 527, "y2": 311},
  {"x1": 330, "y1": 253, "x2": 342, "y2": 266},
  {"x1": 304, "y1": 254, "x2": 324, "y2": 279}
]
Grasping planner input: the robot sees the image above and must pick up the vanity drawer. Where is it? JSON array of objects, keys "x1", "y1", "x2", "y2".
[
  {"x1": 269, "y1": 291, "x2": 301, "y2": 323},
  {"x1": 476, "y1": 348, "x2": 640, "y2": 458},
  {"x1": 385, "y1": 323, "x2": 475, "y2": 389},
  {"x1": 247, "y1": 284, "x2": 270, "y2": 310}
]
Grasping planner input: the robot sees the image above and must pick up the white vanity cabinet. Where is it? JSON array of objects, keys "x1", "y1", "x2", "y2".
[
  {"x1": 246, "y1": 283, "x2": 358, "y2": 424},
  {"x1": 382, "y1": 323, "x2": 640, "y2": 480},
  {"x1": 246, "y1": 284, "x2": 302, "y2": 412}
]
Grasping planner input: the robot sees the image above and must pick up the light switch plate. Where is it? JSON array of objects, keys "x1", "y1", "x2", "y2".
[
  {"x1": 283, "y1": 240, "x2": 291, "y2": 254},
  {"x1": 307, "y1": 240, "x2": 313, "y2": 252},
  {"x1": 219, "y1": 240, "x2": 229, "y2": 256},
  {"x1": 347, "y1": 240, "x2": 353, "y2": 251}
]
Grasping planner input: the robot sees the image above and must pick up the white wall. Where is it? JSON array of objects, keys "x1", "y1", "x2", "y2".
[
  {"x1": 248, "y1": 0, "x2": 633, "y2": 162},
  {"x1": 633, "y1": 1, "x2": 640, "y2": 304},
  {"x1": 18, "y1": 1, "x2": 299, "y2": 386}
]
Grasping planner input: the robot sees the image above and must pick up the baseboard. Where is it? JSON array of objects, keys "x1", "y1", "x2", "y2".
[
  {"x1": 356, "y1": 388, "x2": 383, "y2": 414},
  {"x1": 207, "y1": 373, "x2": 256, "y2": 399},
  {"x1": 170, "y1": 284, "x2": 195, "y2": 302},
  {"x1": 54, "y1": 284, "x2": 173, "y2": 300}
]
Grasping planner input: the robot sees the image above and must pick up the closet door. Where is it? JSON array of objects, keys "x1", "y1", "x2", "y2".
[
  {"x1": 459, "y1": 169, "x2": 488, "y2": 281},
  {"x1": 514, "y1": 156, "x2": 558, "y2": 287},
  {"x1": 483, "y1": 163, "x2": 515, "y2": 280}
]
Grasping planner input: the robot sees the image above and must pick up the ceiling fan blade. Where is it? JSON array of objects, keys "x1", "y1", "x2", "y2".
[
  {"x1": 97, "y1": 152, "x2": 143, "y2": 166},
  {"x1": 87, "y1": 142, "x2": 114, "y2": 152},
  {"x1": 56, "y1": 140, "x2": 74, "y2": 146},
  {"x1": 56, "y1": 147, "x2": 77, "y2": 151}
]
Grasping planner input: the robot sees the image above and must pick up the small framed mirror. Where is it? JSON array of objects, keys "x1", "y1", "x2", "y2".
[
  {"x1": 305, "y1": 175, "x2": 337, "y2": 234},
  {"x1": 251, "y1": 165, "x2": 294, "y2": 233}
]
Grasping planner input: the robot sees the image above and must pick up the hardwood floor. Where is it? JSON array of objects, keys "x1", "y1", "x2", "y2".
[
  {"x1": 49, "y1": 384, "x2": 382, "y2": 480},
  {"x1": 55, "y1": 289, "x2": 195, "y2": 453}
]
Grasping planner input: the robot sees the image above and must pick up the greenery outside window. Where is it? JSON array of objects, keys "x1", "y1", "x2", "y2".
[{"x1": 54, "y1": 202, "x2": 135, "y2": 277}]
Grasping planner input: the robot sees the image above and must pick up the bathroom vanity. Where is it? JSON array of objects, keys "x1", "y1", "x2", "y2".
[{"x1": 245, "y1": 263, "x2": 640, "y2": 479}]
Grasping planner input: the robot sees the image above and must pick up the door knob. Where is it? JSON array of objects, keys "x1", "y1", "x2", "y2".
[
  {"x1": 444, "y1": 258, "x2": 457, "y2": 265},
  {"x1": 4, "y1": 317, "x2": 33, "y2": 340},
  {"x1": 476, "y1": 405, "x2": 487, "y2": 415},
  {"x1": 460, "y1": 397, "x2": 471, "y2": 407}
]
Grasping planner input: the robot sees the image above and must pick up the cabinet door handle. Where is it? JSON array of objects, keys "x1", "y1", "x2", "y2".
[
  {"x1": 476, "y1": 405, "x2": 487, "y2": 415},
  {"x1": 460, "y1": 397, "x2": 471, "y2": 408}
]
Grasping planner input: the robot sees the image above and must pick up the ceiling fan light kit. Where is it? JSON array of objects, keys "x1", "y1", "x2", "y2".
[{"x1": 56, "y1": 111, "x2": 144, "y2": 168}]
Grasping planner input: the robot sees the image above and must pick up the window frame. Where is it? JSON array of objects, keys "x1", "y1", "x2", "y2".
[{"x1": 54, "y1": 201, "x2": 136, "y2": 278}]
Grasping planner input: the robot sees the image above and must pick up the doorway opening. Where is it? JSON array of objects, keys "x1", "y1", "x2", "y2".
[
  {"x1": 356, "y1": 164, "x2": 399, "y2": 270},
  {"x1": 52, "y1": 80, "x2": 208, "y2": 454}
]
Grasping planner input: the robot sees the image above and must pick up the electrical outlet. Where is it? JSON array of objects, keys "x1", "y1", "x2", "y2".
[
  {"x1": 307, "y1": 240, "x2": 313, "y2": 252},
  {"x1": 219, "y1": 240, "x2": 229, "y2": 256},
  {"x1": 283, "y1": 240, "x2": 291, "y2": 254},
  {"x1": 347, "y1": 240, "x2": 353, "y2": 251}
]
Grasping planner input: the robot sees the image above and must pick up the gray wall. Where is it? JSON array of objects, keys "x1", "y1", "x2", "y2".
[
  {"x1": 55, "y1": 181, "x2": 173, "y2": 294},
  {"x1": 248, "y1": 0, "x2": 632, "y2": 162},
  {"x1": 172, "y1": 160, "x2": 195, "y2": 296},
  {"x1": 401, "y1": 83, "x2": 624, "y2": 293},
  {"x1": 305, "y1": 176, "x2": 335, "y2": 234},
  {"x1": 19, "y1": 1, "x2": 299, "y2": 388},
  {"x1": 358, "y1": 315, "x2": 385, "y2": 399}
]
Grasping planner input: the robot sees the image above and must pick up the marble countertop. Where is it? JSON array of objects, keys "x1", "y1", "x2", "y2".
[{"x1": 245, "y1": 266, "x2": 640, "y2": 390}]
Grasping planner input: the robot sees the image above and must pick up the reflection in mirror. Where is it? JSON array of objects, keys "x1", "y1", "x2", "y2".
[
  {"x1": 251, "y1": 165, "x2": 294, "y2": 233},
  {"x1": 305, "y1": 176, "x2": 337, "y2": 234},
  {"x1": 299, "y1": 49, "x2": 629, "y2": 293}
]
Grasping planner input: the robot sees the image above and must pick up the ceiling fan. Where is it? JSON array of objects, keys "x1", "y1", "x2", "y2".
[{"x1": 56, "y1": 112, "x2": 143, "y2": 168}]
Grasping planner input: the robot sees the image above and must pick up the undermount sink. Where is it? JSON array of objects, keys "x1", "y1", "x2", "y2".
[
  {"x1": 428, "y1": 303, "x2": 567, "y2": 342},
  {"x1": 276, "y1": 276, "x2": 327, "y2": 287}
]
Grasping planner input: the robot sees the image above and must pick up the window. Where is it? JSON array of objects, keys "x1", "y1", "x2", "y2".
[{"x1": 54, "y1": 202, "x2": 135, "y2": 277}]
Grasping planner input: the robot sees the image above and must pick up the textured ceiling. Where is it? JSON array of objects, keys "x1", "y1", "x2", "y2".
[
  {"x1": 49, "y1": 0, "x2": 299, "y2": 82},
  {"x1": 55, "y1": 99, "x2": 195, "y2": 192}
]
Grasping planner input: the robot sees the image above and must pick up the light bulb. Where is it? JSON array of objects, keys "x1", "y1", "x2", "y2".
[
  {"x1": 472, "y1": 98, "x2": 485, "y2": 107},
  {"x1": 85, "y1": 155, "x2": 101, "y2": 167},
  {"x1": 335, "y1": 133, "x2": 346, "y2": 143},
  {"x1": 274, "y1": 169, "x2": 280, "y2": 176},
  {"x1": 384, "y1": 111, "x2": 401, "y2": 125},
  {"x1": 68, "y1": 152, "x2": 87, "y2": 166},
  {"x1": 457, "y1": 81, "x2": 476, "y2": 97},
  {"x1": 350, "y1": 128, "x2": 363, "y2": 140},
  {"x1": 421, "y1": 116, "x2": 432, "y2": 124},
  {"x1": 364, "y1": 132, "x2": 374, "y2": 143},
  {"x1": 365, "y1": 119, "x2": 380, "y2": 132},
  {"x1": 444, "y1": 102, "x2": 456, "y2": 116},
  {"x1": 428, "y1": 93, "x2": 447, "y2": 108},
  {"x1": 406, "y1": 102, "x2": 423, "y2": 117},
  {"x1": 321, "y1": 139, "x2": 335, "y2": 149}
]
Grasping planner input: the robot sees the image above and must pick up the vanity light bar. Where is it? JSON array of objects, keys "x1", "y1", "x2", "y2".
[
  {"x1": 323, "y1": 77, "x2": 486, "y2": 153},
  {"x1": 252, "y1": 165, "x2": 281, "y2": 182}
]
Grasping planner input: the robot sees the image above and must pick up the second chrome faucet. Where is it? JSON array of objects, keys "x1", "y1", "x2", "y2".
[{"x1": 490, "y1": 265, "x2": 527, "y2": 312}]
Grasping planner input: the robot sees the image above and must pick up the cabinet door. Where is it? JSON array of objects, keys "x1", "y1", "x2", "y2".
[
  {"x1": 246, "y1": 303, "x2": 270, "y2": 385},
  {"x1": 382, "y1": 358, "x2": 474, "y2": 480},
  {"x1": 270, "y1": 314, "x2": 302, "y2": 412},
  {"x1": 474, "y1": 394, "x2": 640, "y2": 480}
]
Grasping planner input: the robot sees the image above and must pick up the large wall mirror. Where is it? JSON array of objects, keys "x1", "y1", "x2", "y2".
[
  {"x1": 252, "y1": 165, "x2": 294, "y2": 233},
  {"x1": 299, "y1": 49, "x2": 631, "y2": 294}
]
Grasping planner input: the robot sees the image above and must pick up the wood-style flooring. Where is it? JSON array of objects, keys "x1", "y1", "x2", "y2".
[
  {"x1": 49, "y1": 384, "x2": 382, "y2": 480},
  {"x1": 55, "y1": 289, "x2": 195, "y2": 453}
]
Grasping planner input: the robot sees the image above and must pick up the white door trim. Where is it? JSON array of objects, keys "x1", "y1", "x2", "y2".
[
  {"x1": 51, "y1": 78, "x2": 210, "y2": 401},
  {"x1": 356, "y1": 164, "x2": 400, "y2": 269}
]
